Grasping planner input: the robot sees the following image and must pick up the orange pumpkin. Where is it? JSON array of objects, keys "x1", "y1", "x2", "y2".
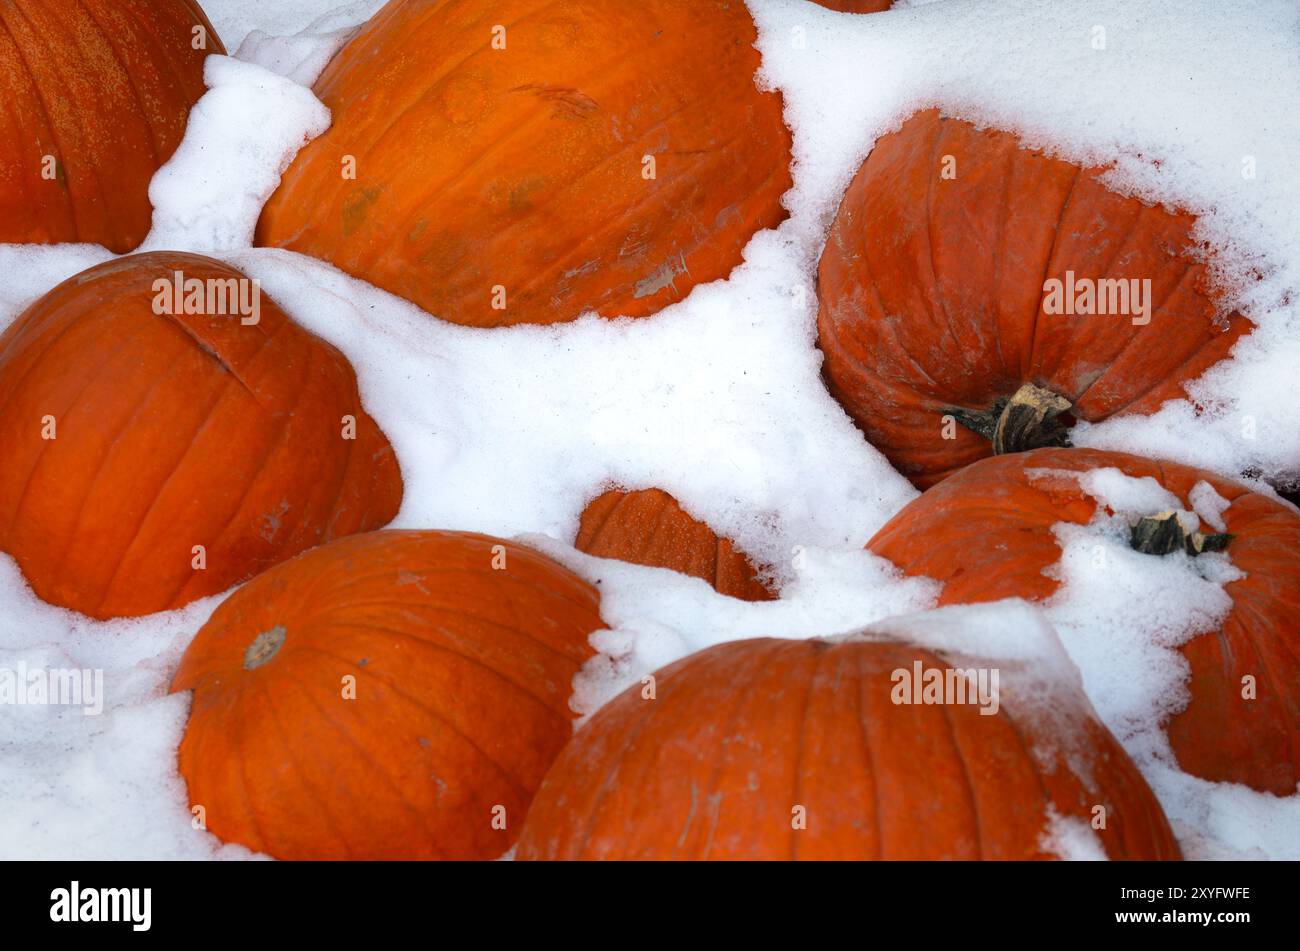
[
  {"x1": 516, "y1": 631, "x2": 1181, "y2": 860},
  {"x1": 256, "y1": 0, "x2": 793, "y2": 327},
  {"x1": 817, "y1": 110, "x2": 1252, "y2": 487},
  {"x1": 0, "y1": 0, "x2": 222, "y2": 252},
  {"x1": 0, "y1": 252, "x2": 402, "y2": 619},
  {"x1": 576, "y1": 488, "x2": 775, "y2": 601},
  {"x1": 172, "y1": 530, "x2": 604, "y2": 860},
  {"x1": 867, "y1": 447, "x2": 1300, "y2": 795}
]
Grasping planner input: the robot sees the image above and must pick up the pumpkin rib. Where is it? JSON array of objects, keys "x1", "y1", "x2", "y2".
[
  {"x1": 937, "y1": 692, "x2": 989, "y2": 859},
  {"x1": 111, "y1": 2, "x2": 214, "y2": 153},
  {"x1": 153, "y1": 303, "x2": 278, "y2": 403},
  {"x1": 94, "y1": 358, "x2": 301, "y2": 613},
  {"x1": 160, "y1": 347, "x2": 310, "y2": 561},
  {"x1": 263, "y1": 670, "x2": 388, "y2": 858},
  {"x1": 74, "y1": 0, "x2": 165, "y2": 169},
  {"x1": 850, "y1": 648, "x2": 884, "y2": 859},
  {"x1": 2, "y1": 320, "x2": 152, "y2": 539},
  {"x1": 233, "y1": 684, "x2": 278, "y2": 855},
  {"x1": 924, "y1": 120, "x2": 964, "y2": 366},
  {"x1": 1025, "y1": 162, "x2": 1084, "y2": 373},
  {"x1": 295, "y1": 642, "x2": 547, "y2": 798},
  {"x1": 308, "y1": 595, "x2": 597, "y2": 665},
  {"x1": 48, "y1": 331, "x2": 229, "y2": 578},
  {"x1": 1076, "y1": 258, "x2": 1198, "y2": 414},
  {"x1": 787, "y1": 642, "x2": 824, "y2": 861},
  {"x1": 14, "y1": 7, "x2": 123, "y2": 241},
  {"x1": 279, "y1": 659, "x2": 462, "y2": 846},
  {"x1": 302, "y1": 621, "x2": 571, "y2": 725}
]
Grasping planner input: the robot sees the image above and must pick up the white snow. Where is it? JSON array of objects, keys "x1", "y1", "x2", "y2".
[{"x1": 0, "y1": 0, "x2": 1297, "y2": 860}]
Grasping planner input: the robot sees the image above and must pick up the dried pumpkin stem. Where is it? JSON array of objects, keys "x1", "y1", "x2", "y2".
[
  {"x1": 1130, "y1": 512, "x2": 1233, "y2": 557},
  {"x1": 947, "y1": 382, "x2": 1073, "y2": 454}
]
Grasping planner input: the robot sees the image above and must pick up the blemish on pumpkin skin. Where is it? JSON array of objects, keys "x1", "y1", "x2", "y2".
[
  {"x1": 510, "y1": 84, "x2": 599, "y2": 120},
  {"x1": 342, "y1": 187, "x2": 381, "y2": 237},
  {"x1": 634, "y1": 252, "x2": 689, "y2": 300}
]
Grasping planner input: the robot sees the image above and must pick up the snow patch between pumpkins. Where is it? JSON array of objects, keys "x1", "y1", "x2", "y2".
[{"x1": 0, "y1": 0, "x2": 1298, "y2": 859}]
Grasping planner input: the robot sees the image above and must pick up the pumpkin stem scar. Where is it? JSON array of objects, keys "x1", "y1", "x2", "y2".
[
  {"x1": 945, "y1": 382, "x2": 1073, "y2": 455},
  {"x1": 1130, "y1": 511, "x2": 1234, "y2": 557},
  {"x1": 244, "y1": 625, "x2": 287, "y2": 669}
]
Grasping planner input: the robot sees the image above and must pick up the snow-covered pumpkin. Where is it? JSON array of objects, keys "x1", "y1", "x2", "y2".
[
  {"x1": 0, "y1": 252, "x2": 402, "y2": 619},
  {"x1": 0, "y1": 0, "x2": 222, "y2": 252},
  {"x1": 256, "y1": 0, "x2": 793, "y2": 327},
  {"x1": 516, "y1": 630, "x2": 1181, "y2": 860},
  {"x1": 172, "y1": 530, "x2": 604, "y2": 860},
  {"x1": 867, "y1": 447, "x2": 1300, "y2": 795},
  {"x1": 576, "y1": 488, "x2": 775, "y2": 601},
  {"x1": 817, "y1": 109, "x2": 1251, "y2": 487}
]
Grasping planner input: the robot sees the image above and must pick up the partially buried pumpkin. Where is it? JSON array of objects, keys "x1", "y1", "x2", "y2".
[
  {"x1": 172, "y1": 530, "x2": 605, "y2": 860},
  {"x1": 867, "y1": 447, "x2": 1300, "y2": 795},
  {"x1": 0, "y1": 0, "x2": 222, "y2": 252},
  {"x1": 817, "y1": 109, "x2": 1252, "y2": 487},
  {"x1": 256, "y1": 0, "x2": 793, "y2": 327},
  {"x1": 516, "y1": 605, "x2": 1181, "y2": 860},
  {"x1": 576, "y1": 488, "x2": 775, "y2": 601},
  {"x1": 0, "y1": 252, "x2": 402, "y2": 619}
]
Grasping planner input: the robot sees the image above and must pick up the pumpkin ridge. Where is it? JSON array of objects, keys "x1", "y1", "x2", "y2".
[
  {"x1": 293, "y1": 642, "x2": 538, "y2": 800},
  {"x1": 924, "y1": 118, "x2": 969, "y2": 372},
  {"x1": 162, "y1": 341, "x2": 317, "y2": 572},
  {"x1": 230, "y1": 684, "x2": 276, "y2": 855},
  {"x1": 556, "y1": 652, "x2": 676, "y2": 858},
  {"x1": 45, "y1": 326, "x2": 233, "y2": 582},
  {"x1": 0, "y1": 9, "x2": 70, "y2": 230},
  {"x1": 1025, "y1": 161, "x2": 1084, "y2": 378},
  {"x1": 279, "y1": 658, "x2": 483, "y2": 844},
  {"x1": 1034, "y1": 192, "x2": 1149, "y2": 387},
  {"x1": 693, "y1": 641, "x2": 779, "y2": 859},
  {"x1": 15, "y1": 5, "x2": 127, "y2": 245},
  {"x1": 255, "y1": 674, "x2": 367, "y2": 857},
  {"x1": 151, "y1": 354, "x2": 313, "y2": 611},
  {"x1": 787, "y1": 642, "x2": 827, "y2": 861},
  {"x1": 1096, "y1": 305, "x2": 1245, "y2": 422},
  {"x1": 851, "y1": 647, "x2": 885, "y2": 859},
  {"x1": 980, "y1": 684, "x2": 1060, "y2": 853},
  {"x1": 308, "y1": 588, "x2": 598, "y2": 660},
  {"x1": 308, "y1": 617, "x2": 577, "y2": 716},
  {"x1": 1073, "y1": 257, "x2": 1200, "y2": 415},
  {"x1": 1, "y1": 316, "x2": 152, "y2": 540},
  {"x1": 93, "y1": 342, "x2": 304, "y2": 614},
  {"x1": 293, "y1": 545, "x2": 601, "y2": 623},
  {"x1": 935, "y1": 690, "x2": 988, "y2": 860},
  {"x1": 152, "y1": 303, "x2": 276, "y2": 405},
  {"x1": 74, "y1": 0, "x2": 164, "y2": 168}
]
